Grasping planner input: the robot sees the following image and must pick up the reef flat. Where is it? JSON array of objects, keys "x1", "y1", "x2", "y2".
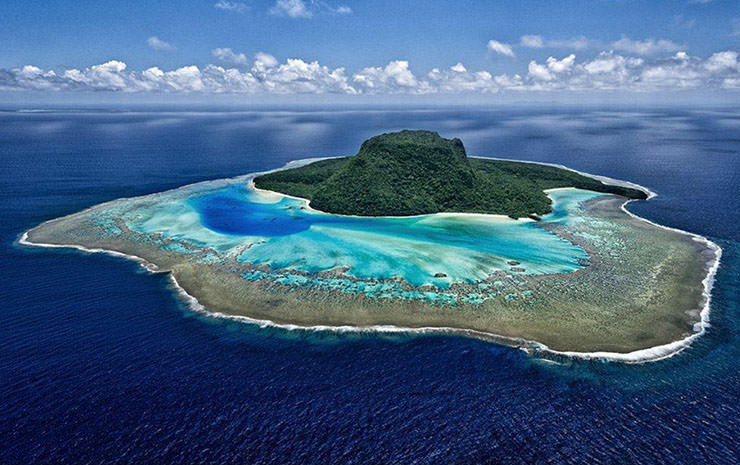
[{"x1": 24, "y1": 158, "x2": 718, "y2": 358}]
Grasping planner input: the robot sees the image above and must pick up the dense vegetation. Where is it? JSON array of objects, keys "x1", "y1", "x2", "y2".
[{"x1": 254, "y1": 130, "x2": 646, "y2": 218}]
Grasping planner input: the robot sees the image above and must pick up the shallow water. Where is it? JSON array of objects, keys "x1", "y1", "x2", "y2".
[
  {"x1": 122, "y1": 179, "x2": 599, "y2": 287},
  {"x1": 2, "y1": 106, "x2": 739, "y2": 464}
]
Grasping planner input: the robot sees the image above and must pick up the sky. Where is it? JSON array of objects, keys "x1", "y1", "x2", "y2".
[{"x1": 0, "y1": 0, "x2": 739, "y2": 103}]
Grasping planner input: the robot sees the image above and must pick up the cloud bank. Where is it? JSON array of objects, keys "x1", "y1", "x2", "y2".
[
  {"x1": 519, "y1": 35, "x2": 683, "y2": 55},
  {"x1": 2, "y1": 51, "x2": 739, "y2": 95}
]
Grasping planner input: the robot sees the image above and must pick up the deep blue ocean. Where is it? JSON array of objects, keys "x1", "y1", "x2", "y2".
[{"x1": 1, "y1": 106, "x2": 739, "y2": 464}]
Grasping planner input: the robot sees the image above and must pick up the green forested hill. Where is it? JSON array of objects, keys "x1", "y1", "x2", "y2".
[{"x1": 253, "y1": 130, "x2": 646, "y2": 218}]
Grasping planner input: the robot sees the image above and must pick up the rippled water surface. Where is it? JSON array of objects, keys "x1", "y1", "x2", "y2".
[{"x1": 1, "y1": 106, "x2": 739, "y2": 464}]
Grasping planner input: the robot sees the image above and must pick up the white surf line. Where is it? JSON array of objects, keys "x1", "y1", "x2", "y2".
[
  {"x1": 14, "y1": 230, "x2": 542, "y2": 351},
  {"x1": 252, "y1": 156, "x2": 723, "y2": 362},
  {"x1": 17, "y1": 156, "x2": 722, "y2": 364},
  {"x1": 18, "y1": 231, "x2": 161, "y2": 273},
  {"x1": 550, "y1": 197, "x2": 723, "y2": 362},
  {"x1": 167, "y1": 274, "x2": 543, "y2": 347},
  {"x1": 542, "y1": 233, "x2": 721, "y2": 362},
  {"x1": 19, "y1": 229, "x2": 553, "y2": 358},
  {"x1": 467, "y1": 155, "x2": 723, "y2": 362}
]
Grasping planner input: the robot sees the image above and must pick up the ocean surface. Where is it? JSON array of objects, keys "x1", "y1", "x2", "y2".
[{"x1": 1, "y1": 105, "x2": 739, "y2": 464}]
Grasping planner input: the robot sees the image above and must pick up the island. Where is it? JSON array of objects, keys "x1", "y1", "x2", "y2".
[
  {"x1": 254, "y1": 130, "x2": 646, "y2": 218},
  {"x1": 23, "y1": 130, "x2": 720, "y2": 360}
]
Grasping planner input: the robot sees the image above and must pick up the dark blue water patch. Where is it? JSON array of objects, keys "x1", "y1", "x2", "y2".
[
  {"x1": 188, "y1": 189, "x2": 314, "y2": 236},
  {"x1": 187, "y1": 184, "x2": 361, "y2": 237},
  {"x1": 2, "y1": 106, "x2": 739, "y2": 464}
]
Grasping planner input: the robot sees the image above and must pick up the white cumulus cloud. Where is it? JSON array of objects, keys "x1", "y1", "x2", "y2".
[
  {"x1": 546, "y1": 54, "x2": 576, "y2": 73},
  {"x1": 703, "y1": 51, "x2": 739, "y2": 72},
  {"x1": 427, "y1": 64, "x2": 498, "y2": 93},
  {"x1": 269, "y1": 0, "x2": 351, "y2": 18},
  {"x1": 519, "y1": 35, "x2": 594, "y2": 50},
  {"x1": 528, "y1": 61, "x2": 553, "y2": 81},
  {"x1": 2, "y1": 50, "x2": 740, "y2": 95},
  {"x1": 353, "y1": 60, "x2": 428, "y2": 93},
  {"x1": 520, "y1": 35, "x2": 544, "y2": 48},
  {"x1": 270, "y1": 0, "x2": 312, "y2": 18},
  {"x1": 611, "y1": 37, "x2": 682, "y2": 56},
  {"x1": 450, "y1": 62, "x2": 467, "y2": 73},
  {"x1": 487, "y1": 40, "x2": 515, "y2": 58},
  {"x1": 252, "y1": 52, "x2": 279, "y2": 72},
  {"x1": 212, "y1": 48, "x2": 249, "y2": 66},
  {"x1": 258, "y1": 58, "x2": 356, "y2": 93},
  {"x1": 519, "y1": 35, "x2": 682, "y2": 55}
]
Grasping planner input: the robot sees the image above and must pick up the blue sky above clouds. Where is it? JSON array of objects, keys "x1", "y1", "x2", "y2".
[{"x1": 1, "y1": 0, "x2": 739, "y2": 101}]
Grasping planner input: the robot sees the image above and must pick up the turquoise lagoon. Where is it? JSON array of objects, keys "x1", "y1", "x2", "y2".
[{"x1": 120, "y1": 175, "x2": 605, "y2": 291}]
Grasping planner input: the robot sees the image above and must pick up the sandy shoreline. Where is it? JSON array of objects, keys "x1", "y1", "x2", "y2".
[{"x1": 19, "y1": 157, "x2": 722, "y2": 363}]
